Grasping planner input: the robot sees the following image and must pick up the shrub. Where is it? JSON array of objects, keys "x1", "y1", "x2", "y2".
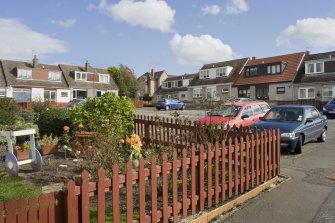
[
  {"x1": 32, "y1": 98, "x2": 52, "y2": 122},
  {"x1": 37, "y1": 107, "x2": 71, "y2": 137},
  {"x1": 40, "y1": 134, "x2": 59, "y2": 146},
  {"x1": 17, "y1": 110, "x2": 36, "y2": 123},
  {"x1": 0, "y1": 97, "x2": 19, "y2": 115},
  {"x1": 0, "y1": 109, "x2": 16, "y2": 126}
]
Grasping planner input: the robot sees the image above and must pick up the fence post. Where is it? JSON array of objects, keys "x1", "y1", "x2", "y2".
[{"x1": 67, "y1": 181, "x2": 77, "y2": 223}]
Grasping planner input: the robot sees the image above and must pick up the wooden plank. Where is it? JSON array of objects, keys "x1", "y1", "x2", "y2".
[
  {"x1": 0, "y1": 203, "x2": 4, "y2": 223},
  {"x1": 187, "y1": 177, "x2": 279, "y2": 223},
  {"x1": 191, "y1": 145, "x2": 197, "y2": 214},
  {"x1": 5, "y1": 200, "x2": 16, "y2": 223},
  {"x1": 264, "y1": 131, "x2": 268, "y2": 181},
  {"x1": 268, "y1": 130, "x2": 272, "y2": 179},
  {"x1": 214, "y1": 142, "x2": 219, "y2": 205},
  {"x1": 139, "y1": 160, "x2": 146, "y2": 223},
  {"x1": 228, "y1": 138, "x2": 233, "y2": 198},
  {"x1": 222, "y1": 141, "x2": 226, "y2": 202},
  {"x1": 251, "y1": 134, "x2": 255, "y2": 188},
  {"x1": 162, "y1": 154, "x2": 169, "y2": 223},
  {"x1": 39, "y1": 195, "x2": 48, "y2": 223},
  {"x1": 97, "y1": 168, "x2": 106, "y2": 223},
  {"x1": 199, "y1": 145, "x2": 205, "y2": 211},
  {"x1": 18, "y1": 198, "x2": 27, "y2": 223},
  {"x1": 151, "y1": 157, "x2": 158, "y2": 223},
  {"x1": 256, "y1": 133, "x2": 260, "y2": 185},
  {"x1": 126, "y1": 162, "x2": 134, "y2": 223},
  {"x1": 272, "y1": 129, "x2": 277, "y2": 177},
  {"x1": 81, "y1": 170, "x2": 90, "y2": 223},
  {"x1": 245, "y1": 135, "x2": 250, "y2": 191},
  {"x1": 182, "y1": 149, "x2": 188, "y2": 218},
  {"x1": 113, "y1": 165, "x2": 121, "y2": 223},
  {"x1": 277, "y1": 129, "x2": 281, "y2": 175},
  {"x1": 240, "y1": 137, "x2": 245, "y2": 193},
  {"x1": 28, "y1": 196, "x2": 38, "y2": 223},
  {"x1": 234, "y1": 138, "x2": 239, "y2": 196},
  {"x1": 260, "y1": 132, "x2": 264, "y2": 183},
  {"x1": 48, "y1": 193, "x2": 56, "y2": 223},
  {"x1": 207, "y1": 144, "x2": 213, "y2": 208},
  {"x1": 173, "y1": 151, "x2": 178, "y2": 222}
]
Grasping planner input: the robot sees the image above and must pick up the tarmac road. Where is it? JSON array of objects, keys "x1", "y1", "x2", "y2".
[{"x1": 136, "y1": 107, "x2": 335, "y2": 223}]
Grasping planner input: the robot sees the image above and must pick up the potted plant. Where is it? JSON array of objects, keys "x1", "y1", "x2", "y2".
[
  {"x1": 40, "y1": 134, "x2": 59, "y2": 155},
  {"x1": 14, "y1": 141, "x2": 31, "y2": 160}
]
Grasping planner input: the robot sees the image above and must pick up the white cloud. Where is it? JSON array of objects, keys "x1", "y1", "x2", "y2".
[
  {"x1": 0, "y1": 18, "x2": 68, "y2": 60},
  {"x1": 50, "y1": 18, "x2": 77, "y2": 28},
  {"x1": 169, "y1": 34, "x2": 234, "y2": 66},
  {"x1": 91, "y1": 0, "x2": 175, "y2": 33},
  {"x1": 276, "y1": 18, "x2": 335, "y2": 48},
  {"x1": 225, "y1": 0, "x2": 248, "y2": 15},
  {"x1": 201, "y1": 5, "x2": 221, "y2": 15}
]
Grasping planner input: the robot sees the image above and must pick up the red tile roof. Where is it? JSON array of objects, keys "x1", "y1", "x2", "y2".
[{"x1": 233, "y1": 52, "x2": 305, "y2": 86}]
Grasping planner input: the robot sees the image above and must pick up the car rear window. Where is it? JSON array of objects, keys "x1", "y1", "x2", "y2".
[
  {"x1": 252, "y1": 105, "x2": 262, "y2": 115},
  {"x1": 260, "y1": 104, "x2": 270, "y2": 113}
]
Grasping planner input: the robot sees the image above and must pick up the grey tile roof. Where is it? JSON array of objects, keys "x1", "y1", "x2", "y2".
[
  {"x1": 0, "y1": 61, "x2": 6, "y2": 87},
  {"x1": 164, "y1": 73, "x2": 197, "y2": 81},
  {"x1": 294, "y1": 51, "x2": 335, "y2": 84},
  {"x1": 138, "y1": 70, "x2": 168, "y2": 81},
  {"x1": 1, "y1": 59, "x2": 68, "y2": 88},
  {"x1": 189, "y1": 58, "x2": 249, "y2": 86},
  {"x1": 156, "y1": 86, "x2": 188, "y2": 94},
  {"x1": 59, "y1": 64, "x2": 118, "y2": 90}
]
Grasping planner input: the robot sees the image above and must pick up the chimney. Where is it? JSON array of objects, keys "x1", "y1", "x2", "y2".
[
  {"x1": 85, "y1": 60, "x2": 90, "y2": 72},
  {"x1": 251, "y1": 56, "x2": 256, "y2": 60},
  {"x1": 150, "y1": 69, "x2": 154, "y2": 78},
  {"x1": 33, "y1": 55, "x2": 38, "y2": 68}
]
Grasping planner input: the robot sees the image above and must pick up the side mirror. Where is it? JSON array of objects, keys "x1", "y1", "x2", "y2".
[
  {"x1": 241, "y1": 114, "x2": 249, "y2": 119},
  {"x1": 306, "y1": 118, "x2": 313, "y2": 123},
  {"x1": 259, "y1": 116, "x2": 265, "y2": 121}
]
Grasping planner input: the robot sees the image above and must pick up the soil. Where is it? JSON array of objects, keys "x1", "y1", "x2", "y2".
[{"x1": 0, "y1": 145, "x2": 84, "y2": 192}]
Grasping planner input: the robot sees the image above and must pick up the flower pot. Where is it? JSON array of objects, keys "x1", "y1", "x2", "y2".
[
  {"x1": 14, "y1": 149, "x2": 30, "y2": 161},
  {"x1": 40, "y1": 144, "x2": 58, "y2": 156}
]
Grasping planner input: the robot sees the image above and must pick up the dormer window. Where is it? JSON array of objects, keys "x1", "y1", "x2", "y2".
[
  {"x1": 99, "y1": 74, "x2": 110, "y2": 83},
  {"x1": 75, "y1": 71, "x2": 87, "y2": 81},
  {"x1": 216, "y1": 66, "x2": 233, "y2": 77},
  {"x1": 17, "y1": 69, "x2": 32, "y2": 79},
  {"x1": 266, "y1": 64, "x2": 281, "y2": 74},
  {"x1": 48, "y1": 71, "x2": 61, "y2": 81},
  {"x1": 305, "y1": 62, "x2": 324, "y2": 74},
  {"x1": 199, "y1": 70, "x2": 209, "y2": 79}
]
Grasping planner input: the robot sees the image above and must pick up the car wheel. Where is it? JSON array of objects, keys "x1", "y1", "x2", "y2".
[
  {"x1": 294, "y1": 135, "x2": 302, "y2": 154},
  {"x1": 165, "y1": 105, "x2": 170, "y2": 110},
  {"x1": 317, "y1": 128, "x2": 326, "y2": 142},
  {"x1": 156, "y1": 108, "x2": 161, "y2": 111},
  {"x1": 181, "y1": 105, "x2": 186, "y2": 110}
]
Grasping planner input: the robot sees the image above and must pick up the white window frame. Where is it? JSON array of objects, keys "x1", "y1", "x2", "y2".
[
  {"x1": 171, "y1": 81, "x2": 175, "y2": 87},
  {"x1": 99, "y1": 74, "x2": 110, "y2": 83},
  {"x1": 75, "y1": 72, "x2": 87, "y2": 81},
  {"x1": 193, "y1": 88, "x2": 202, "y2": 98},
  {"x1": 298, "y1": 87, "x2": 315, "y2": 99},
  {"x1": 48, "y1": 71, "x2": 61, "y2": 81},
  {"x1": 305, "y1": 62, "x2": 324, "y2": 74},
  {"x1": 96, "y1": 90, "x2": 106, "y2": 97},
  {"x1": 216, "y1": 67, "x2": 227, "y2": 77},
  {"x1": 44, "y1": 90, "x2": 56, "y2": 102},
  {"x1": 73, "y1": 89, "x2": 87, "y2": 99},
  {"x1": 17, "y1": 69, "x2": 32, "y2": 79},
  {"x1": 206, "y1": 87, "x2": 216, "y2": 99},
  {"x1": 0, "y1": 89, "x2": 5, "y2": 97},
  {"x1": 199, "y1": 70, "x2": 209, "y2": 79},
  {"x1": 13, "y1": 88, "x2": 32, "y2": 102},
  {"x1": 322, "y1": 86, "x2": 333, "y2": 101}
]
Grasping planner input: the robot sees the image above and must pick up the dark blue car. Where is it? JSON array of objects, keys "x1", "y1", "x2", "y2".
[
  {"x1": 156, "y1": 98, "x2": 186, "y2": 110},
  {"x1": 252, "y1": 105, "x2": 327, "y2": 154},
  {"x1": 323, "y1": 97, "x2": 335, "y2": 118},
  {"x1": 64, "y1": 99, "x2": 85, "y2": 110}
]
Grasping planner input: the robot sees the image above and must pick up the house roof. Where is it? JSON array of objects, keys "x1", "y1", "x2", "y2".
[
  {"x1": 233, "y1": 52, "x2": 305, "y2": 86},
  {"x1": 164, "y1": 73, "x2": 197, "y2": 82},
  {"x1": 156, "y1": 86, "x2": 188, "y2": 94},
  {"x1": 294, "y1": 51, "x2": 335, "y2": 84},
  {"x1": 138, "y1": 70, "x2": 168, "y2": 81},
  {"x1": 0, "y1": 61, "x2": 6, "y2": 87},
  {"x1": 0, "y1": 59, "x2": 68, "y2": 88},
  {"x1": 189, "y1": 58, "x2": 249, "y2": 87},
  {"x1": 59, "y1": 64, "x2": 118, "y2": 90}
]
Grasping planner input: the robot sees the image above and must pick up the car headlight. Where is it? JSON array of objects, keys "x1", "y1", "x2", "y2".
[{"x1": 281, "y1": 132, "x2": 296, "y2": 139}]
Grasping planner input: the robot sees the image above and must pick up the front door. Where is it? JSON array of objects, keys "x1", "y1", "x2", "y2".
[{"x1": 256, "y1": 85, "x2": 269, "y2": 100}]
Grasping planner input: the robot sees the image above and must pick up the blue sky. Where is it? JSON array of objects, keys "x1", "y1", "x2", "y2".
[{"x1": 1, "y1": 0, "x2": 335, "y2": 77}]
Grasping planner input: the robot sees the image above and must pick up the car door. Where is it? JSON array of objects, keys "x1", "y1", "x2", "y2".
[
  {"x1": 303, "y1": 108, "x2": 316, "y2": 142},
  {"x1": 251, "y1": 104, "x2": 264, "y2": 125},
  {"x1": 240, "y1": 106, "x2": 254, "y2": 127},
  {"x1": 311, "y1": 107, "x2": 324, "y2": 139}
]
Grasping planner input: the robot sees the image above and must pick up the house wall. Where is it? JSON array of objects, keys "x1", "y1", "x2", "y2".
[
  {"x1": 31, "y1": 88, "x2": 44, "y2": 101},
  {"x1": 293, "y1": 82, "x2": 335, "y2": 102},
  {"x1": 56, "y1": 89, "x2": 71, "y2": 103},
  {"x1": 269, "y1": 82, "x2": 294, "y2": 101}
]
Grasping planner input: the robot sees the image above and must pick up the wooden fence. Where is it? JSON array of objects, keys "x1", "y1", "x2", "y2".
[
  {"x1": 134, "y1": 115, "x2": 252, "y2": 150},
  {"x1": 0, "y1": 129, "x2": 280, "y2": 223}
]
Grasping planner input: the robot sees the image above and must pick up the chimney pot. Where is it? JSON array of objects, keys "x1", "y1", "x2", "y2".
[
  {"x1": 33, "y1": 55, "x2": 38, "y2": 68},
  {"x1": 85, "y1": 60, "x2": 90, "y2": 72},
  {"x1": 252, "y1": 56, "x2": 256, "y2": 60},
  {"x1": 150, "y1": 69, "x2": 154, "y2": 77}
]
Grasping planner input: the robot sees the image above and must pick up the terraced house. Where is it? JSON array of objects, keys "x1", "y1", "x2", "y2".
[
  {"x1": 137, "y1": 69, "x2": 169, "y2": 98},
  {"x1": 233, "y1": 52, "x2": 306, "y2": 102},
  {"x1": 188, "y1": 58, "x2": 249, "y2": 102},
  {"x1": 0, "y1": 56, "x2": 118, "y2": 107},
  {"x1": 155, "y1": 73, "x2": 197, "y2": 101}
]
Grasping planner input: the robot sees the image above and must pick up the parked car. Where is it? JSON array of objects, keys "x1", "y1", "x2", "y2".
[
  {"x1": 226, "y1": 97, "x2": 252, "y2": 103},
  {"x1": 195, "y1": 101, "x2": 270, "y2": 127},
  {"x1": 64, "y1": 99, "x2": 85, "y2": 110},
  {"x1": 156, "y1": 98, "x2": 186, "y2": 110},
  {"x1": 323, "y1": 97, "x2": 335, "y2": 118},
  {"x1": 252, "y1": 105, "x2": 327, "y2": 154}
]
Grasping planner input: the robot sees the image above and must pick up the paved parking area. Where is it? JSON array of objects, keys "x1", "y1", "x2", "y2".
[{"x1": 136, "y1": 107, "x2": 335, "y2": 222}]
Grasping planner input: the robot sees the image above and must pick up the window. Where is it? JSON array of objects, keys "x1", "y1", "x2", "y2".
[
  {"x1": 242, "y1": 106, "x2": 253, "y2": 117},
  {"x1": 13, "y1": 88, "x2": 31, "y2": 102},
  {"x1": 206, "y1": 87, "x2": 216, "y2": 99},
  {"x1": 75, "y1": 72, "x2": 87, "y2": 81},
  {"x1": 267, "y1": 64, "x2": 281, "y2": 74},
  {"x1": 48, "y1": 71, "x2": 61, "y2": 81},
  {"x1": 17, "y1": 69, "x2": 32, "y2": 79},
  {"x1": 256, "y1": 86, "x2": 269, "y2": 100},
  {"x1": 200, "y1": 70, "x2": 209, "y2": 79},
  {"x1": 260, "y1": 104, "x2": 270, "y2": 113},
  {"x1": 193, "y1": 88, "x2": 202, "y2": 98},
  {"x1": 99, "y1": 74, "x2": 109, "y2": 83},
  {"x1": 322, "y1": 86, "x2": 332, "y2": 101},
  {"x1": 276, "y1": 87, "x2": 285, "y2": 94},
  {"x1": 44, "y1": 90, "x2": 56, "y2": 102},
  {"x1": 171, "y1": 81, "x2": 175, "y2": 87},
  {"x1": 163, "y1": 82, "x2": 168, "y2": 88},
  {"x1": 178, "y1": 80, "x2": 182, "y2": 87},
  {"x1": 222, "y1": 88, "x2": 229, "y2": 93},
  {"x1": 96, "y1": 90, "x2": 106, "y2": 97},
  {"x1": 252, "y1": 105, "x2": 262, "y2": 115},
  {"x1": 181, "y1": 94, "x2": 186, "y2": 98},
  {"x1": 0, "y1": 90, "x2": 5, "y2": 97},
  {"x1": 165, "y1": 94, "x2": 171, "y2": 98},
  {"x1": 305, "y1": 62, "x2": 324, "y2": 74},
  {"x1": 298, "y1": 87, "x2": 315, "y2": 99},
  {"x1": 238, "y1": 87, "x2": 250, "y2": 98},
  {"x1": 216, "y1": 67, "x2": 227, "y2": 77},
  {"x1": 61, "y1": 92, "x2": 68, "y2": 97},
  {"x1": 245, "y1": 67, "x2": 258, "y2": 77},
  {"x1": 73, "y1": 90, "x2": 87, "y2": 99}
]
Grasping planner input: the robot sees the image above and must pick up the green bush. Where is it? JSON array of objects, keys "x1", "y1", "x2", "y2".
[
  {"x1": 37, "y1": 107, "x2": 71, "y2": 137},
  {"x1": 32, "y1": 98, "x2": 52, "y2": 122},
  {"x1": 0, "y1": 97, "x2": 19, "y2": 115},
  {"x1": 17, "y1": 110, "x2": 36, "y2": 123},
  {"x1": 0, "y1": 109, "x2": 16, "y2": 126}
]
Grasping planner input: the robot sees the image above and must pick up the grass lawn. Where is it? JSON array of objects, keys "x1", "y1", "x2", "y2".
[
  {"x1": 90, "y1": 208, "x2": 139, "y2": 223},
  {"x1": 0, "y1": 171, "x2": 41, "y2": 203}
]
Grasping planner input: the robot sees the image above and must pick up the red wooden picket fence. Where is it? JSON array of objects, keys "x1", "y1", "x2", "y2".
[
  {"x1": 134, "y1": 115, "x2": 252, "y2": 150},
  {"x1": 0, "y1": 129, "x2": 280, "y2": 223}
]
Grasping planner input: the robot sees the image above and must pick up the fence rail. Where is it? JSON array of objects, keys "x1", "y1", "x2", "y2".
[{"x1": 0, "y1": 128, "x2": 280, "y2": 223}]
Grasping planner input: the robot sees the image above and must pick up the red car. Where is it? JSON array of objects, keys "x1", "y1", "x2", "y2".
[{"x1": 196, "y1": 101, "x2": 270, "y2": 127}]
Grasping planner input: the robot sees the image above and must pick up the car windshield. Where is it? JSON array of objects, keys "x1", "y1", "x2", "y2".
[
  {"x1": 210, "y1": 105, "x2": 241, "y2": 117},
  {"x1": 328, "y1": 97, "x2": 335, "y2": 104},
  {"x1": 263, "y1": 107, "x2": 303, "y2": 122}
]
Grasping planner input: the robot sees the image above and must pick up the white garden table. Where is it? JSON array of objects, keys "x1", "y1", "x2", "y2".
[{"x1": 0, "y1": 129, "x2": 43, "y2": 175}]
